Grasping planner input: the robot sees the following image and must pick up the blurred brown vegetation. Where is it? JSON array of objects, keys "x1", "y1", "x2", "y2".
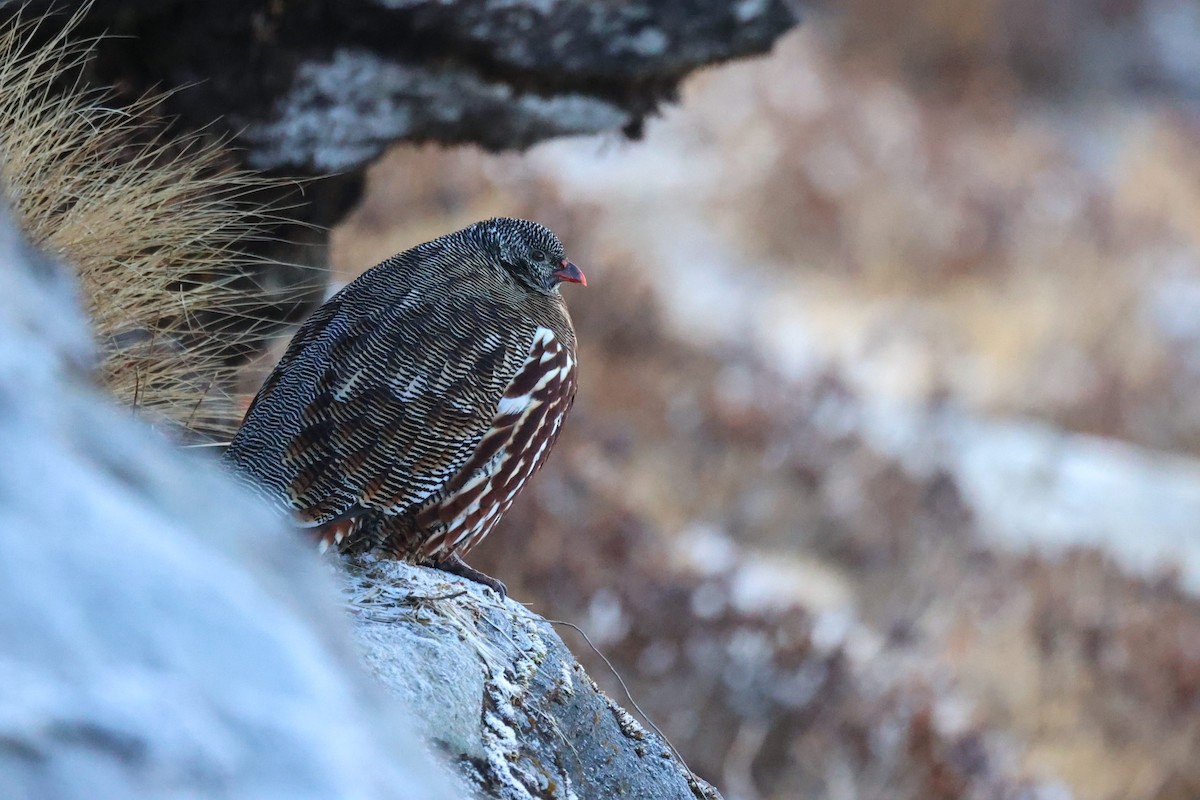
[{"x1": 314, "y1": 4, "x2": 1200, "y2": 799}]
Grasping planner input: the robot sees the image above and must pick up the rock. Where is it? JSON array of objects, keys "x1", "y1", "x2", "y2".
[
  {"x1": 0, "y1": 203, "x2": 457, "y2": 799},
  {"x1": 239, "y1": 51, "x2": 634, "y2": 172},
  {"x1": 3, "y1": 0, "x2": 800, "y2": 224},
  {"x1": 342, "y1": 557, "x2": 719, "y2": 800}
]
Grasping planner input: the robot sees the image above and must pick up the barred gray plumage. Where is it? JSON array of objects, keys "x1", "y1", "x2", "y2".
[{"x1": 223, "y1": 218, "x2": 585, "y2": 595}]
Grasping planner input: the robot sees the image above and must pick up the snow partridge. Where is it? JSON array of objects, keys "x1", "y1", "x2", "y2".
[{"x1": 224, "y1": 218, "x2": 585, "y2": 595}]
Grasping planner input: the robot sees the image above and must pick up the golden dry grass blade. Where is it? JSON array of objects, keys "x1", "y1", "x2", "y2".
[{"x1": 0, "y1": 12, "x2": 315, "y2": 440}]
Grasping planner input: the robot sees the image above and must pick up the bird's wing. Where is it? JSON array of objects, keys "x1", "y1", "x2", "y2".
[
  {"x1": 229, "y1": 277, "x2": 536, "y2": 526},
  {"x1": 240, "y1": 293, "x2": 345, "y2": 416}
]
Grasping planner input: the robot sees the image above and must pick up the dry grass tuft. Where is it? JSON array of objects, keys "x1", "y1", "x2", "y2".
[{"x1": 0, "y1": 11, "x2": 305, "y2": 440}]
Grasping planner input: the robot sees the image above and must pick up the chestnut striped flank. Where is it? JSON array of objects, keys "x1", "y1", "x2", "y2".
[
  {"x1": 416, "y1": 327, "x2": 575, "y2": 558},
  {"x1": 315, "y1": 512, "x2": 364, "y2": 552}
]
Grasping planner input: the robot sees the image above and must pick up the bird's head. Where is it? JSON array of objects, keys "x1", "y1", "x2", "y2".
[{"x1": 479, "y1": 217, "x2": 587, "y2": 295}]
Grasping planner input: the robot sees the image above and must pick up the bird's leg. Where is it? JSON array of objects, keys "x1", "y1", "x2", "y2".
[{"x1": 429, "y1": 553, "x2": 507, "y2": 599}]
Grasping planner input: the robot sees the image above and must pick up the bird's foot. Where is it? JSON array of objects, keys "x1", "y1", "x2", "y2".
[{"x1": 430, "y1": 554, "x2": 507, "y2": 599}]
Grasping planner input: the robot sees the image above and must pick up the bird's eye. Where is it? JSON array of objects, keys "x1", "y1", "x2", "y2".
[{"x1": 530, "y1": 249, "x2": 546, "y2": 262}]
